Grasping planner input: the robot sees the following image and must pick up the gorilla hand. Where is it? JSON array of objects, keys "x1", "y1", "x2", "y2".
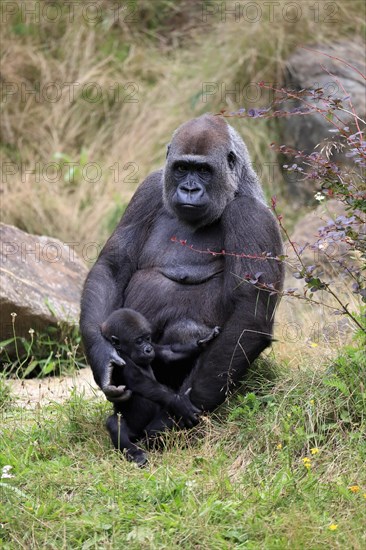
[
  {"x1": 101, "y1": 348, "x2": 132, "y2": 403},
  {"x1": 168, "y1": 388, "x2": 201, "y2": 428}
]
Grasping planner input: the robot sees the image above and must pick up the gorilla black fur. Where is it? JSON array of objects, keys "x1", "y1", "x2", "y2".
[
  {"x1": 80, "y1": 114, "x2": 284, "y2": 453},
  {"x1": 101, "y1": 308, "x2": 219, "y2": 464}
]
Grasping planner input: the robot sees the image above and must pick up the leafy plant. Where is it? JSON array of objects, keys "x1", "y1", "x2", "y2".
[{"x1": 0, "y1": 313, "x2": 87, "y2": 378}]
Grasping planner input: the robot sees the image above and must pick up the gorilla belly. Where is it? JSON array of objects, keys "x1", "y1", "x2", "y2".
[
  {"x1": 123, "y1": 213, "x2": 225, "y2": 344},
  {"x1": 123, "y1": 267, "x2": 224, "y2": 344}
]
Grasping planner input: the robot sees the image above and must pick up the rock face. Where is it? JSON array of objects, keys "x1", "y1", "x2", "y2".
[
  {"x1": 281, "y1": 41, "x2": 366, "y2": 203},
  {"x1": 284, "y1": 200, "x2": 359, "y2": 288},
  {"x1": 0, "y1": 223, "x2": 88, "y2": 345},
  {"x1": 277, "y1": 201, "x2": 361, "y2": 346}
]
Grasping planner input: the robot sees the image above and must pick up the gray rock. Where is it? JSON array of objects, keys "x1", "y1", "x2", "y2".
[
  {"x1": 284, "y1": 200, "x2": 360, "y2": 287},
  {"x1": 281, "y1": 41, "x2": 366, "y2": 202},
  {"x1": 279, "y1": 200, "x2": 362, "y2": 342},
  {"x1": 0, "y1": 223, "x2": 88, "y2": 346}
]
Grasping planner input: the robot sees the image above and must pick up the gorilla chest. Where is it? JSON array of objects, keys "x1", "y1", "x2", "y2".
[{"x1": 138, "y1": 216, "x2": 224, "y2": 284}]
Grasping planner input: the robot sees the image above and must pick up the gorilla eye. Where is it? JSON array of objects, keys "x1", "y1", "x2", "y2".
[
  {"x1": 135, "y1": 337, "x2": 143, "y2": 345},
  {"x1": 176, "y1": 165, "x2": 186, "y2": 173},
  {"x1": 111, "y1": 335, "x2": 120, "y2": 346}
]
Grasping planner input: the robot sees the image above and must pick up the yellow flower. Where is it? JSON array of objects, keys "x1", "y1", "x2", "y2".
[
  {"x1": 329, "y1": 524, "x2": 338, "y2": 531},
  {"x1": 310, "y1": 447, "x2": 319, "y2": 455},
  {"x1": 309, "y1": 341, "x2": 318, "y2": 348},
  {"x1": 363, "y1": 493, "x2": 366, "y2": 499},
  {"x1": 310, "y1": 399, "x2": 315, "y2": 405},
  {"x1": 276, "y1": 443, "x2": 282, "y2": 450},
  {"x1": 302, "y1": 457, "x2": 311, "y2": 469},
  {"x1": 349, "y1": 485, "x2": 360, "y2": 493}
]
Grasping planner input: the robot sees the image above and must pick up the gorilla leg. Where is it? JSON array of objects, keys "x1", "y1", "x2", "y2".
[
  {"x1": 106, "y1": 414, "x2": 148, "y2": 466},
  {"x1": 181, "y1": 324, "x2": 271, "y2": 411},
  {"x1": 140, "y1": 410, "x2": 177, "y2": 449}
]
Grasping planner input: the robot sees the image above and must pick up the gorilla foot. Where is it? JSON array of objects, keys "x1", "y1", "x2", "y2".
[
  {"x1": 197, "y1": 326, "x2": 221, "y2": 347},
  {"x1": 126, "y1": 449, "x2": 148, "y2": 467}
]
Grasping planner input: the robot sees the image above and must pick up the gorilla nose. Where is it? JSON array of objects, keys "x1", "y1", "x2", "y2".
[
  {"x1": 180, "y1": 183, "x2": 202, "y2": 195},
  {"x1": 178, "y1": 183, "x2": 204, "y2": 203},
  {"x1": 144, "y1": 345, "x2": 154, "y2": 355}
]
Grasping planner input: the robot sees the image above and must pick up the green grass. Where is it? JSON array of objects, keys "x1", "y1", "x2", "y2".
[
  {"x1": 1, "y1": 351, "x2": 365, "y2": 549},
  {"x1": 0, "y1": 322, "x2": 86, "y2": 379}
]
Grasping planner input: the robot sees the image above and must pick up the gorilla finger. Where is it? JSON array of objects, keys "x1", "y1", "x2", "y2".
[
  {"x1": 182, "y1": 389, "x2": 202, "y2": 414},
  {"x1": 185, "y1": 410, "x2": 200, "y2": 425},
  {"x1": 179, "y1": 415, "x2": 192, "y2": 428},
  {"x1": 185, "y1": 415, "x2": 199, "y2": 428},
  {"x1": 104, "y1": 384, "x2": 129, "y2": 397},
  {"x1": 110, "y1": 389, "x2": 133, "y2": 402},
  {"x1": 103, "y1": 385, "x2": 132, "y2": 403},
  {"x1": 110, "y1": 349, "x2": 126, "y2": 367}
]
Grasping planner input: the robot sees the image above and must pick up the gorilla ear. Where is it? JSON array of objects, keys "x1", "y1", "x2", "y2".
[
  {"x1": 111, "y1": 335, "x2": 120, "y2": 346},
  {"x1": 227, "y1": 151, "x2": 236, "y2": 170},
  {"x1": 166, "y1": 144, "x2": 171, "y2": 159}
]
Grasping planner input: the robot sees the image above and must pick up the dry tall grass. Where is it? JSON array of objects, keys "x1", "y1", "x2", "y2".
[{"x1": 1, "y1": 0, "x2": 364, "y2": 246}]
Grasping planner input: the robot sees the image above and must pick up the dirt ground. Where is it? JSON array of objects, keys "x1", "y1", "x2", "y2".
[{"x1": 6, "y1": 367, "x2": 102, "y2": 408}]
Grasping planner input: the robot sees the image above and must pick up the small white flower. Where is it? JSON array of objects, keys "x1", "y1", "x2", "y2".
[
  {"x1": 185, "y1": 480, "x2": 197, "y2": 489},
  {"x1": 314, "y1": 192, "x2": 325, "y2": 202},
  {"x1": 1, "y1": 465, "x2": 15, "y2": 479}
]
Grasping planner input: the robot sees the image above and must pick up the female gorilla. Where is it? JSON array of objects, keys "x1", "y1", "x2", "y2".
[{"x1": 80, "y1": 114, "x2": 284, "y2": 442}]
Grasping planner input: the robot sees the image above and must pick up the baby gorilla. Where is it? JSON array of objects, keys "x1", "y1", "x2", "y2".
[{"x1": 101, "y1": 308, "x2": 220, "y2": 465}]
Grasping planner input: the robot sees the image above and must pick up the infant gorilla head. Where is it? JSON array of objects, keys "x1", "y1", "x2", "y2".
[
  {"x1": 101, "y1": 308, "x2": 154, "y2": 367},
  {"x1": 101, "y1": 308, "x2": 220, "y2": 368}
]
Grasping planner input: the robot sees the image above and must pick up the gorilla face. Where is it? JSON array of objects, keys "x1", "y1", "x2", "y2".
[
  {"x1": 111, "y1": 331, "x2": 155, "y2": 367},
  {"x1": 170, "y1": 159, "x2": 214, "y2": 223},
  {"x1": 163, "y1": 115, "x2": 240, "y2": 227},
  {"x1": 101, "y1": 309, "x2": 155, "y2": 367}
]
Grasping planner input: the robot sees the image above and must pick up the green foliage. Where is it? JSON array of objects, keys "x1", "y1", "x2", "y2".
[
  {"x1": 0, "y1": 374, "x2": 12, "y2": 409},
  {"x1": 324, "y1": 341, "x2": 366, "y2": 425},
  {"x1": 0, "y1": 320, "x2": 86, "y2": 379},
  {"x1": 53, "y1": 150, "x2": 90, "y2": 188}
]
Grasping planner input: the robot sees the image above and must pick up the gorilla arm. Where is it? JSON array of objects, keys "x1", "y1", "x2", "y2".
[
  {"x1": 80, "y1": 171, "x2": 164, "y2": 401},
  {"x1": 182, "y1": 196, "x2": 284, "y2": 411},
  {"x1": 153, "y1": 326, "x2": 221, "y2": 363},
  {"x1": 121, "y1": 359, "x2": 200, "y2": 427}
]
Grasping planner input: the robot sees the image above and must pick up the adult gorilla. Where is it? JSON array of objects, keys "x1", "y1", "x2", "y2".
[{"x1": 80, "y1": 114, "x2": 284, "y2": 429}]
